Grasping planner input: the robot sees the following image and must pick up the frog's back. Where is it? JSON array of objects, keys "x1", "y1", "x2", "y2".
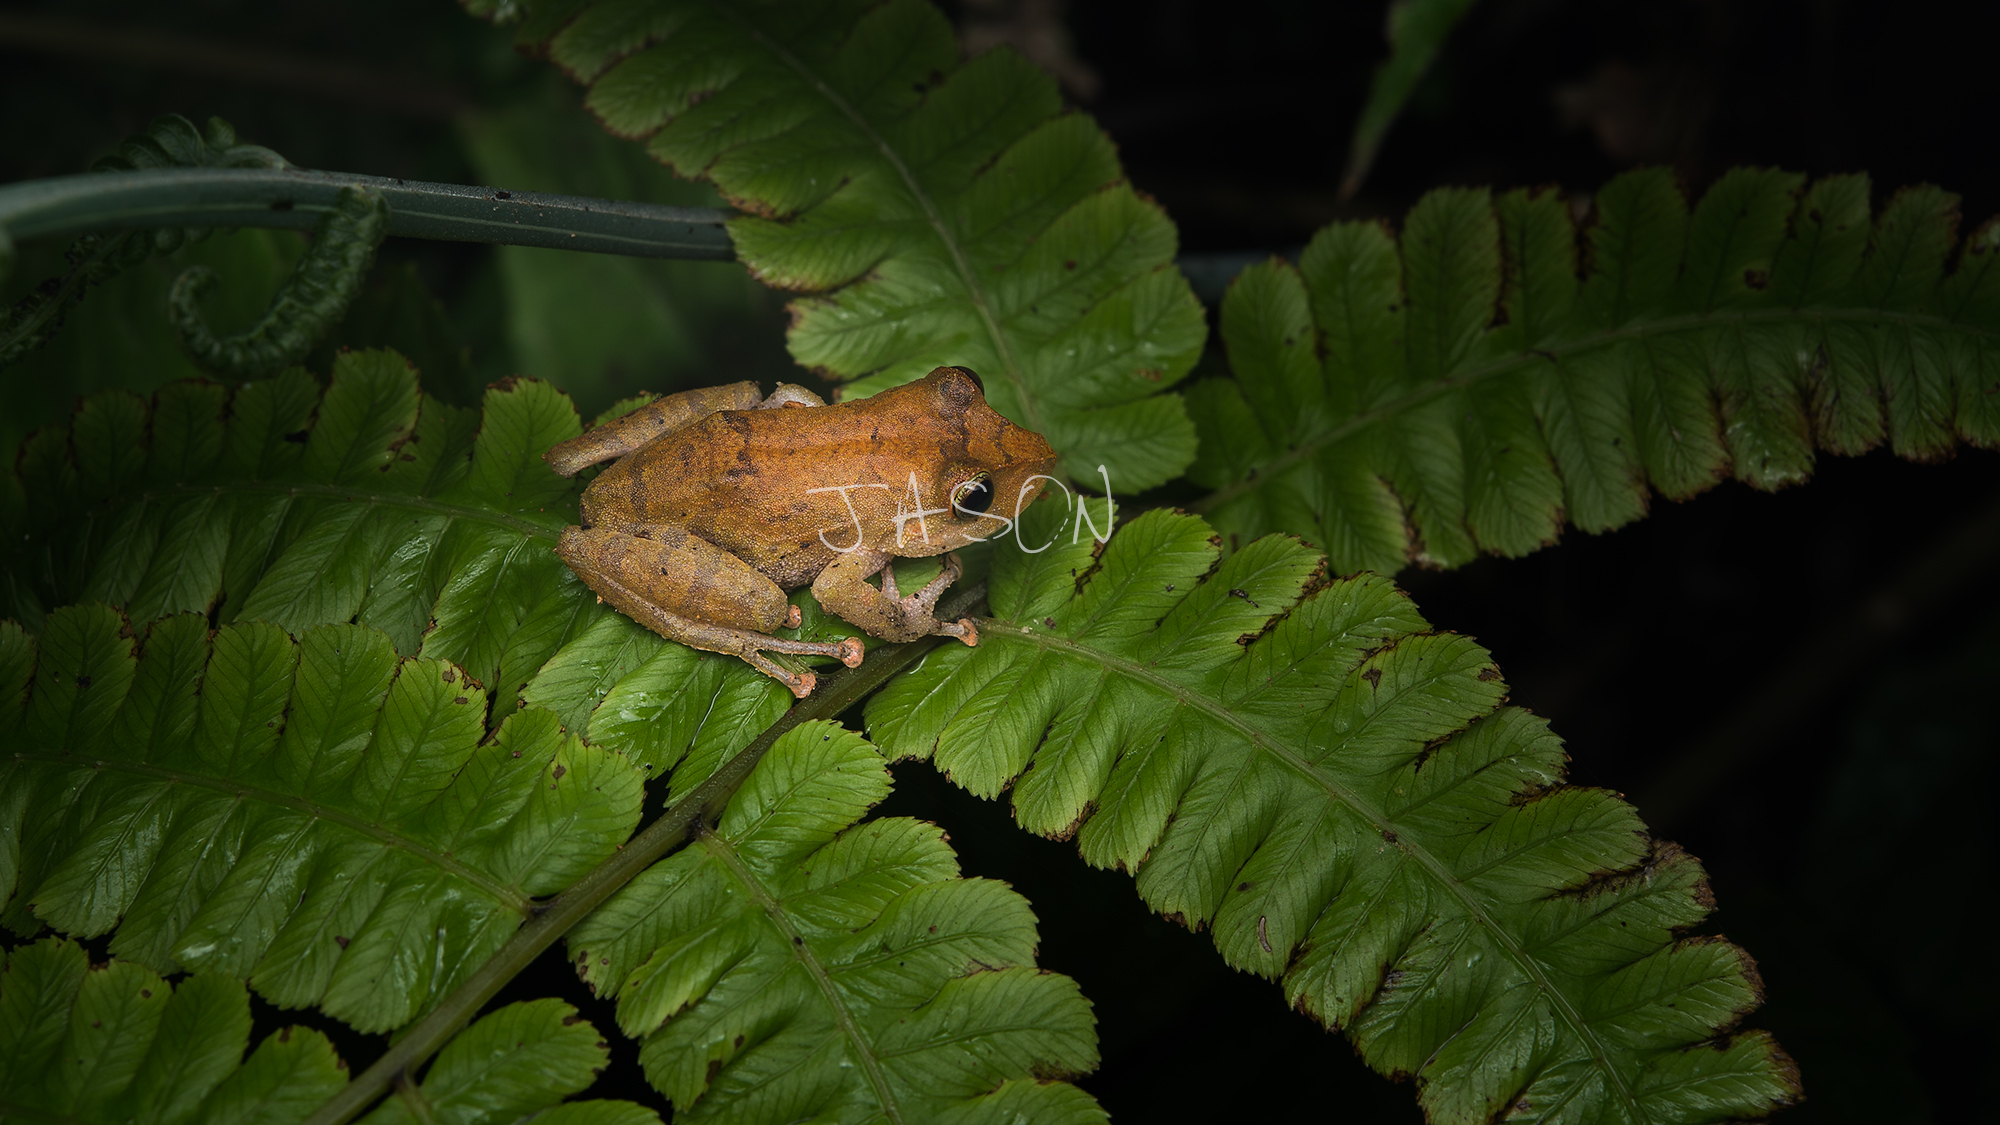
[{"x1": 580, "y1": 407, "x2": 888, "y2": 588}]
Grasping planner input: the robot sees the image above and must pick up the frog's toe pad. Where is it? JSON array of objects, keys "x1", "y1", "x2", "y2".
[
  {"x1": 784, "y1": 605, "x2": 803, "y2": 628},
  {"x1": 836, "y1": 637, "x2": 866, "y2": 667},
  {"x1": 949, "y1": 618, "x2": 979, "y2": 646},
  {"x1": 787, "y1": 671, "x2": 816, "y2": 697}
]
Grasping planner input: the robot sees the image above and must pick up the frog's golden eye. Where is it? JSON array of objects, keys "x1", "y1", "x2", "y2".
[{"x1": 952, "y1": 472, "x2": 994, "y2": 517}]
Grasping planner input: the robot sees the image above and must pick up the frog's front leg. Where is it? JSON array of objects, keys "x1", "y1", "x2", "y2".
[
  {"x1": 811, "y1": 548, "x2": 978, "y2": 645},
  {"x1": 558, "y1": 524, "x2": 863, "y2": 698}
]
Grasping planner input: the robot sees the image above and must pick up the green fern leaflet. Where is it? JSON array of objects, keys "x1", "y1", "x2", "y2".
[
  {"x1": 868, "y1": 506, "x2": 1800, "y2": 1123},
  {"x1": 1191, "y1": 169, "x2": 2000, "y2": 573}
]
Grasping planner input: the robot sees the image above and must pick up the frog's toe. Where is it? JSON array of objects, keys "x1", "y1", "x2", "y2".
[
  {"x1": 941, "y1": 618, "x2": 979, "y2": 646},
  {"x1": 784, "y1": 604, "x2": 803, "y2": 628},
  {"x1": 744, "y1": 651, "x2": 817, "y2": 696},
  {"x1": 836, "y1": 637, "x2": 866, "y2": 667}
]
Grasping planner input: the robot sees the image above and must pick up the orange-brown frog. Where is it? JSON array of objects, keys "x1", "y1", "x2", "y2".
[{"x1": 545, "y1": 366, "x2": 1057, "y2": 697}]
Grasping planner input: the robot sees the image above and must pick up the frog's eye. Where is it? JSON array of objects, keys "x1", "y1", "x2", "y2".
[{"x1": 952, "y1": 472, "x2": 994, "y2": 517}]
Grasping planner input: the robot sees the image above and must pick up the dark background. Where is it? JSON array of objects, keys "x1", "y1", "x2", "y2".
[{"x1": 4, "y1": 0, "x2": 1997, "y2": 1120}]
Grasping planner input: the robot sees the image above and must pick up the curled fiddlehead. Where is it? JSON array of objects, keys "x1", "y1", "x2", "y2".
[
  {"x1": 169, "y1": 183, "x2": 390, "y2": 377},
  {"x1": 0, "y1": 114, "x2": 288, "y2": 368}
]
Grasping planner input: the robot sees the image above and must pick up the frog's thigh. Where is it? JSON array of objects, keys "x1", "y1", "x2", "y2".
[
  {"x1": 558, "y1": 524, "x2": 791, "y2": 634},
  {"x1": 545, "y1": 381, "x2": 763, "y2": 477}
]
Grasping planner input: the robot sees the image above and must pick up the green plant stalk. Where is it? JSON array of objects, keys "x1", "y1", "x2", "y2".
[
  {"x1": 0, "y1": 167, "x2": 734, "y2": 266},
  {"x1": 300, "y1": 585, "x2": 985, "y2": 1125}
]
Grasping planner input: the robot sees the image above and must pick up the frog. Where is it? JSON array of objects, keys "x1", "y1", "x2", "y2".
[{"x1": 544, "y1": 365, "x2": 1058, "y2": 697}]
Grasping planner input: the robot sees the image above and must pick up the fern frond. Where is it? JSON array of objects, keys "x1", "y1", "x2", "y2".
[
  {"x1": 0, "y1": 606, "x2": 643, "y2": 1033},
  {"x1": 1191, "y1": 169, "x2": 2000, "y2": 572},
  {"x1": 505, "y1": 0, "x2": 1209, "y2": 490},
  {"x1": 866, "y1": 506, "x2": 1799, "y2": 1123},
  {"x1": 0, "y1": 938, "x2": 646, "y2": 1125},
  {"x1": 570, "y1": 720, "x2": 1104, "y2": 1123}
]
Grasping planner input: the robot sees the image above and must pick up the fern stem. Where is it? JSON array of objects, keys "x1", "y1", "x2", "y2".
[
  {"x1": 300, "y1": 586, "x2": 985, "y2": 1125},
  {"x1": 0, "y1": 167, "x2": 734, "y2": 265}
]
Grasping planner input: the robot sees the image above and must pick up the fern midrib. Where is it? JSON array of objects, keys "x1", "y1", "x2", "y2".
[
  {"x1": 1194, "y1": 304, "x2": 2000, "y2": 515},
  {"x1": 978, "y1": 619, "x2": 1646, "y2": 1120},
  {"x1": 8, "y1": 751, "x2": 534, "y2": 915},
  {"x1": 696, "y1": 0, "x2": 1044, "y2": 434},
  {"x1": 698, "y1": 827, "x2": 904, "y2": 1125}
]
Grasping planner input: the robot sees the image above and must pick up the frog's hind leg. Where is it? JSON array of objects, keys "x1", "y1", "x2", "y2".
[
  {"x1": 557, "y1": 525, "x2": 863, "y2": 697},
  {"x1": 545, "y1": 381, "x2": 764, "y2": 477}
]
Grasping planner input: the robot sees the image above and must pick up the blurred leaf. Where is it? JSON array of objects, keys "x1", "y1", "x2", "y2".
[
  {"x1": 1808, "y1": 621, "x2": 2000, "y2": 1023},
  {"x1": 1340, "y1": 0, "x2": 1480, "y2": 200},
  {"x1": 458, "y1": 79, "x2": 788, "y2": 419},
  {"x1": 0, "y1": 227, "x2": 305, "y2": 457},
  {"x1": 321, "y1": 261, "x2": 482, "y2": 408}
]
